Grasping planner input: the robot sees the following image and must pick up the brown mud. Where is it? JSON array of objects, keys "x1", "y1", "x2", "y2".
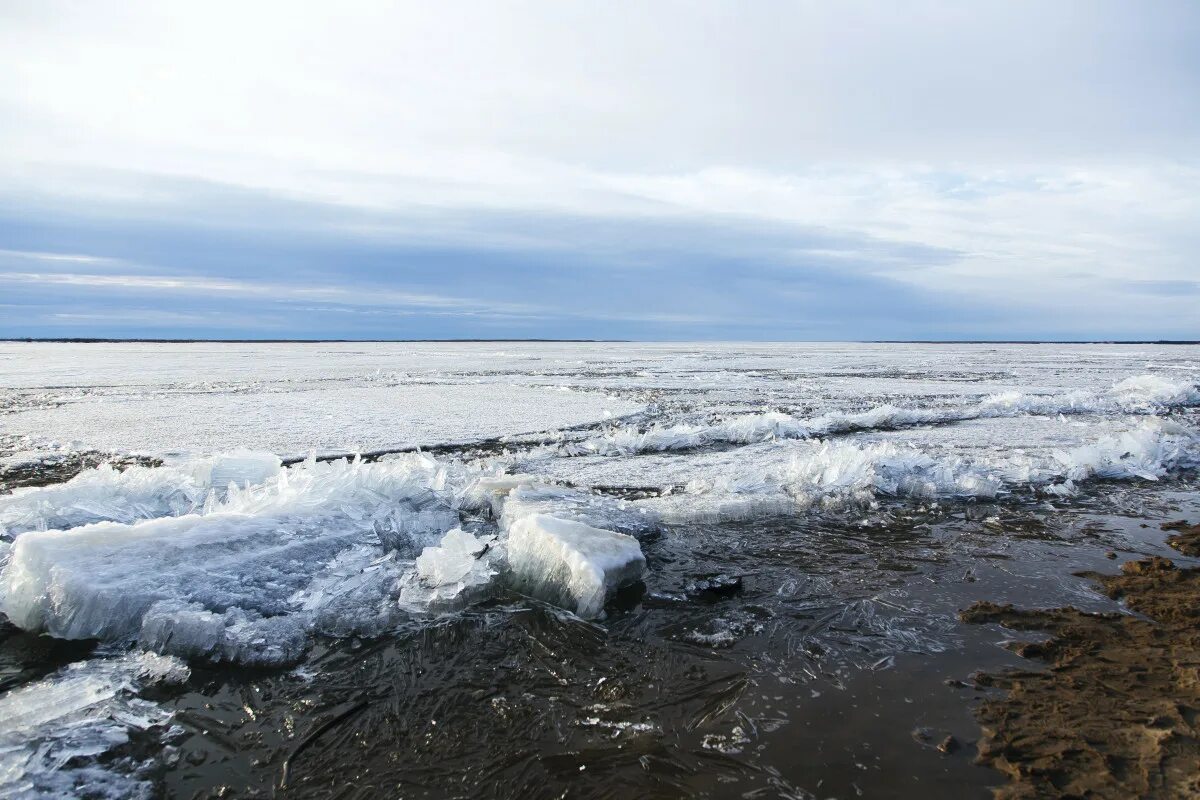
[
  {"x1": 961, "y1": 540, "x2": 1200, "y2": 799},
  {"x1": 1162, "y1": 519, "x2": 1200, "y2": 557}
]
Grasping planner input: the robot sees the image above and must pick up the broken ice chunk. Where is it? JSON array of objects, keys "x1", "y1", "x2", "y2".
[
  {"x1": 415, "y1": 544, "x2": 474, "y2": 585},
  {"x1": 400, "y1": 527, "x2": 501, "y2": 612},
  {"x1": 293, "y1": 547, "x2": 408, "y2": 637},
  {"x1": 197, "y1": 450, "x2": 282, "y2": 490},
  {"x1": 0, "y1": 462, "x2": 206, "y2": 539},
  {"x1": 0, "y1": 453, "x2": 470, "y2": 665},
  {"x1": 506, "y1": 513, "x2": 646, "y2": 619},
  {"x1": 372, "y1": 499, "x2": 461, "y2": 555},
  {"x1": 138, "y1": 600, "x2": 310, "y2": 666},
  {"x1": 457, "y1": 473, "x2": 540, "y2": 516},
  {"x1": 0, "y1": 513, "x2": 363, "y2": 642},
  {"x1": 499, "y1": 484, "x2": 662, "y2": 540},
  {"x1": 0, "y1": 652, "x2": 189, "y2": 799},
  {"x1": 438, "y1": 527, "x2": 488, "y2": 556},
  {"x1": 415, "y1": 528, "x2": 487, "y2": 584}
]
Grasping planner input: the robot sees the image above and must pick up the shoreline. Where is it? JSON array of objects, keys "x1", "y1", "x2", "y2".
[{"x1": 961, "y1": 521, "x2": 1200, "y2": 798}]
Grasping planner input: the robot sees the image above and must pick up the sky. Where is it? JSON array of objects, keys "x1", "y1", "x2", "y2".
[{"x1": 1, "y1": 0, "x2": 1198, "y2": 341}]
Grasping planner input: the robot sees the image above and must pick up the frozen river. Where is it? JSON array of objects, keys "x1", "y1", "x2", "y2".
[{"x1": 0, "y1": 341, "x2": 1198, "y2": 798}]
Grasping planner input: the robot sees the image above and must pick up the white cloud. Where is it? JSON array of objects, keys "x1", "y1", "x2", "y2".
[
  {"x1": 0, "y1": 249, "x2": 123, "y2": 266},
  {"x1": 0, "y1": 270, "x2": 532, "y2": 313},
  {"x1": 0, "y1": 1, "x2": 1197, "y2": 335},
  {"x1": 0, "y1": 270, "x2": 730, "y2": 327}
]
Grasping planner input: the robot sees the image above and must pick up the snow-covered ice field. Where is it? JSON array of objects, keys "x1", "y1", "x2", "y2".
[{"x1": 1, "y1": 341, "x2": 1198, "y2": 798}]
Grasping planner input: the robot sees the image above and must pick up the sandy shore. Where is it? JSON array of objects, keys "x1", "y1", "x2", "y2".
[{"x1": 961, "y1": 521, "x2": 1200, "y2": 799}]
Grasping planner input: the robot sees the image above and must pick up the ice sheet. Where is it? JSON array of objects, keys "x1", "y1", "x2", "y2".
[{"x1": 2, "y1": 354, "x2": 641, "y2": 459}]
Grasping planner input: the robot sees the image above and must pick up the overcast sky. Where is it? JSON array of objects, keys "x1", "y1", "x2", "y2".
[{"x1": 1, "y1": 0, "x2": 1197, "y2": 339}]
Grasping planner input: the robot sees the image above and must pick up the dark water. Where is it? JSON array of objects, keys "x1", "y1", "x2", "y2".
[{"x1": 147, "y1": 481, "x2": 1200, "y2": 800}]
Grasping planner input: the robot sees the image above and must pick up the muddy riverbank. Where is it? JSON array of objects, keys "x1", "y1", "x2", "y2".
[{"x1": 962, "y1": 521, "x2": 1200, "y2": 799}]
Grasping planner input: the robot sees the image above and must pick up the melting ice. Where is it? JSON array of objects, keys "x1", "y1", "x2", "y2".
[{"x1": 0, "y1": 342, "x2": 1198, "y2": 795}]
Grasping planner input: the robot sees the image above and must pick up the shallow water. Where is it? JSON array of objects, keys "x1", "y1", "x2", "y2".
[
  {"x1": 0, "y1": 342, "x2": 1198, "y2": 798},
  {"x1": 156, "y1": 485, "x2": 1200, "y2": 800}
]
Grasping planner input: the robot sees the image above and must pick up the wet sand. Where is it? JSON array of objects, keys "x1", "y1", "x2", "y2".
[{"x1": 962, "y1": 521, "x2": 1200, "y2": 799}]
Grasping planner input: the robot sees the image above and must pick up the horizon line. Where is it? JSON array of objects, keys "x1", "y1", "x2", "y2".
[{"x1": 3, "y1": 338, "x2": 1198, "y2": 346}]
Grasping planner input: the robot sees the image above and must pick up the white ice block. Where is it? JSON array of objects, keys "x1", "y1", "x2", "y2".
[
  {"x1": 199, "y1": 450, "x2": 282, "y2": 489},
  {"x1": 0, "y1": 453, "x2": 464, "y2": 662},
  {"x1": 506, "y1": 513, "x2": 645, "y2": 619},
  {"x1": 401, "y1": 528, "x2": 501, "y2": 612}
]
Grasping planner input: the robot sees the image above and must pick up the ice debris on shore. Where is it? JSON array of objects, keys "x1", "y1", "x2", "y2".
[
  {"x1": 565, "y1": 375, "x2": 1200, "y2": 457},
  {"x1": 7, "y1": 388, "x2": 1190, "y2": 662},
  {"x1": 650, "y1": 418, "x2": 1200, "y2": 523},
  {"x1": 0, "y1": 453, "x2": 466, "y2": 662},
  {"x1": 0, "y1": 450, "x2": 281, "y2": 540},
  {"x1": 398, "y1": 480, "x2": 655, "y2": 618},
  {"x1": 0, "y1": 651, "x2": 189, "y2": 800},
  {"x1": 0, "y1": 457, "x2": 656, "y2": 662}
]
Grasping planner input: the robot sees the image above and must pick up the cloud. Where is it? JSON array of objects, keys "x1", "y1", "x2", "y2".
[
  {"x1": 0, "y1": 271, "x2": 528, "y2": 313},
  {"x1": 0, "y1": 1, "x2": 1197, "y2": 339},
  {"x1": 1123, "y1": 280, "x2": 1200, "y2": 296}
]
